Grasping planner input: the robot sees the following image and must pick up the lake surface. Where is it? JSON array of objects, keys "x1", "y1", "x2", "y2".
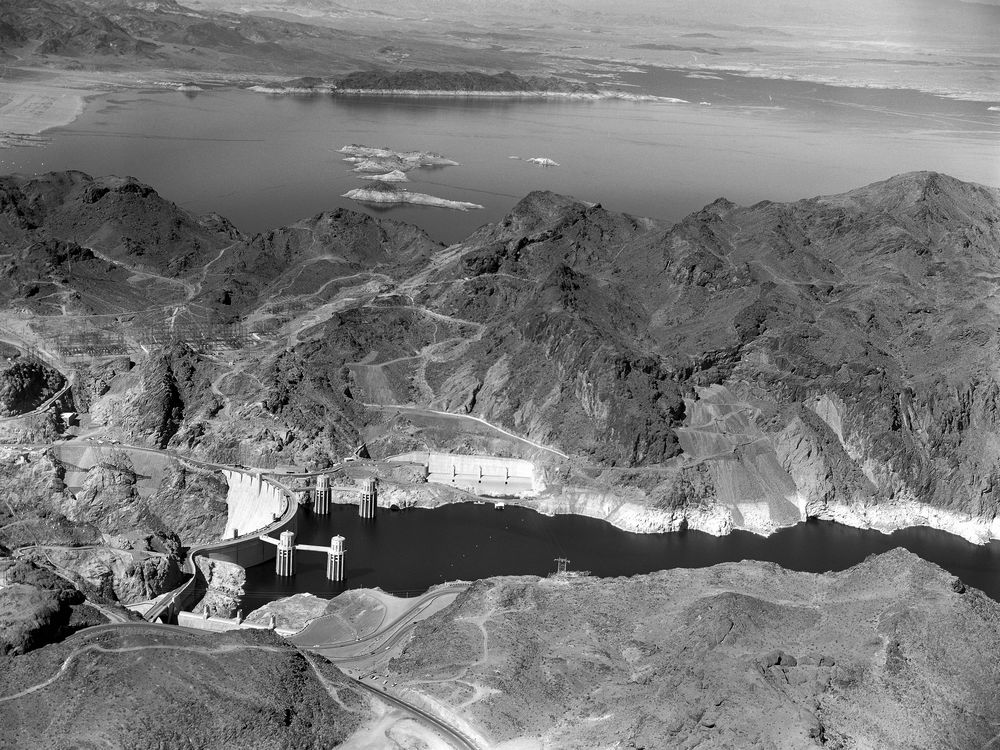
[
  {"x1": 3, "y1": 84, "x2": 997, "y2": 244},
  {"x1": 240, "y1": 502, "x2": 1000, "y2": 613}
]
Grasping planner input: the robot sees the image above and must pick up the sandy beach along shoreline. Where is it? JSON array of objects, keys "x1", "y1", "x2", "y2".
[{"x1": 0, "y1": 79, "x2": 91, "y2": 147}]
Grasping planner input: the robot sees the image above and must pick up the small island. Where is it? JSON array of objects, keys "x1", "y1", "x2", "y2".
[
  {"x1": 342, "y1": 181, "x2": 483, "y2": 211},
  {"x1": 340, "y1": 144, "x2": 461, "y2": 173},
  {"x1": 361, "y1": 169, "x2": 409, "y2": 182}
]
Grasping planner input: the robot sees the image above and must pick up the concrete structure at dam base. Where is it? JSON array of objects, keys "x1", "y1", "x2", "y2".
[{"x1": 388, "y1": 451, "x2": 539, "y2": 497}]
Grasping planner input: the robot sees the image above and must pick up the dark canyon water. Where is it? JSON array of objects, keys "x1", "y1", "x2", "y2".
[{"x1": 241, "y1": 502, "x2": 1000, "y2": 613}]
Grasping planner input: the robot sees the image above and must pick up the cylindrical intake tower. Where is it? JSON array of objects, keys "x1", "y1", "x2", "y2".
[
  {"x1": 359, "y1": 477, "x2": 377, "y2": 519},
  {"x1": 276, "y1": 530, "x2": 296, "y2": 576},
  {"x1": 314, "y1": 474, "x2": 331, "y2": 514},
  {"x1": 327, "y1": 535, "x2": 346, "y2": 581}
]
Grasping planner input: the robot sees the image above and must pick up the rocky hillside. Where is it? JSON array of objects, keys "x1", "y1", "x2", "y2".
[
  {"x1": 0, "y1": 171, "x2": 239, "y2": 279},
  {"x1": 388, "y1": 549, "x2": 1000, "y2": 748},
  {"x1": 0, "y1": 354, "x2": 64, "y2": 416},
  {"x1": 0, "y1": 558, "x2": 105, "y2": 655},
  {"x1": 402, "y1": 173, "x2": 1000, "y2": 536},
  {"x1": 0, "y1": 627, "x2": 368, "y2": 747},
  {"x1": 0, "y1": 0, "x2": 341, "y2": 70},
  {"x1": 191, "y1": 207, "x2": 440, "y2": 321},
  {"x1": 0, "y1": 0, "x2": 548, "y2": 76},
  {"x1": 0, "y1": 445, "x2": 227, "y2": 608},
  {"x1": 5, "y1": 170, "x2": 1000, "y2": 539}
]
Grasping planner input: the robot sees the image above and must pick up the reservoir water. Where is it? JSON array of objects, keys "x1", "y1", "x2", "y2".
[
  {"x1": 2, "y1": 86, "x2": 997, "y2": 244},
  {"x1": 240, "y1": 502, "x2": 1000, "y2": 613}
]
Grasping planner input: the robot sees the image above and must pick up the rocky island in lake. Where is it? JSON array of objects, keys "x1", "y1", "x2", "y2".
[{"x1": 342, "y1": 180, "x2": 483, "y2": 210}]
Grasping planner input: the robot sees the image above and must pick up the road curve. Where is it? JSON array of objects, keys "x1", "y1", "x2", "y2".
[
  {"x1": 363, "y1": 403, "x2": 569, "y2": 459},
  {"x1": 350, "y1": 677, "x2": 481, "y2": 750},
  {"x1": 294, "y1": 585, "x2": 467, "y2": 649}
]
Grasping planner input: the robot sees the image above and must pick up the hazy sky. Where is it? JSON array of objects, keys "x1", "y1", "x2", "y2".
[{"x1": 190, "y1": 0, "x2": 999, "y2": 99}]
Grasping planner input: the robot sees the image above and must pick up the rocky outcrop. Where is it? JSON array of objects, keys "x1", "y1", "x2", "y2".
[
  {"x1": 145, "y1": 462, "x2": 228, "y2": 544},
  {"x1": 0, "y1": 410, "x2": 65, "y2": 446},
  {"x1": 91, "y1": 343, "x2": 218, "y2": 449},
  {"x1": 63, "y1": 451, "x2": 146, "y2": 534},
  {"x1": 189, "y1": 205, "x2": 439, "y2": 319},
  {"x1": 17, "y1": 545, "x2": 184, "y2": 605},
  {"x1": 0, "y1": 447, "x2": 89, "y2": 550},
  {"x1": 0, "y1": 584, "x2": 72, "y2": 656},
  {"x1": 0, "y1": 558, "x2": 93, "y2": 655},
  {"x1": 1, "y1": 444, "x2": 227, "y2": 550},
  {"x1": 0, "y1": 355, "x2": 65, "y2": 416},
  {"x1": 195, "y1": 557, "x2": 245, "y2": 618},
  {"x1": 69, "y1": 357, "x2": 133, "y2": 413},
  {"x1": 342, "y1": 184, "x2": 483, "y2": 210}
]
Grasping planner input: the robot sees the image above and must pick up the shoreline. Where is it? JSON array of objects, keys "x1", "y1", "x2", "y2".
[
  {"x1": 0, "y1": 79, "x2": 94, "y2": 148},
  {"x1": 247, "y1": 84, "x2": 689, "y2": 103},
  {"x1": 377, "y1": 484, "x2": 1000, "y2": 548}
]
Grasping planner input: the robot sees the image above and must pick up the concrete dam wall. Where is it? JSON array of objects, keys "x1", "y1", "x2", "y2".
[
  {"x1": 389, "y1": 451, "x2": 539, "y2": 496},
  {"x1": 209, "y1": 470, "x2": 297, "y2": 568},
  {"x1": 148, "y1": 470, "x2": 297, "y2": 623},
  {"x1": 222, "y1": 470, "x2": 286, "y2": 540}
]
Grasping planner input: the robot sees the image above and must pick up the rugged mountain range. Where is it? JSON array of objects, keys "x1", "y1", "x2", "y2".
[
  {"x1": 0, "y1": 0, "x2": 381, "y2": 71},
  {"x1": 0, "y1": 0, "x2": 548, "y2": 75},
  {"x1": 3, "y1": 170, "x2": 1000, "y2": 541}
]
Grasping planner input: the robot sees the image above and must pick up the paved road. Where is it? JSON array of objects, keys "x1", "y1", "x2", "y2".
[
  {"x1": 63, "y1": 621, "x2": 196, "y2": 643},
  {"x1": 302, "y1": 584, "x2": 481, "y2": 749},
  {"x1": 364, "y1": 403, "x2": 569, "y2": 459},
  {"x1": 351, "y1": 677, "x2": 480, "y2": 750},
  {"x1": 294, "y1": 585, "x2": 467, "y2": 650}
]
